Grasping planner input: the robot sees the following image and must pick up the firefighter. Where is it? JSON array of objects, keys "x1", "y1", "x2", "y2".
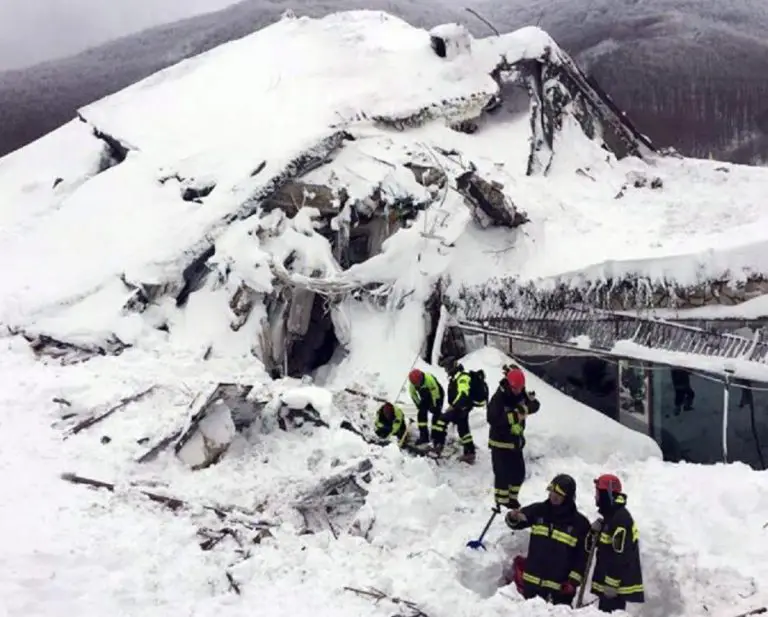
[
  {"x1": 373, "y1": 402, "x2": 409, "y2": 447},
  {"x1": 487, "y1": 364, "x2": 539, "y2": 509},
  {"x1": 590, "y1": 474, "x2": 645, "y2": 613},
  {"x1": 504, "y1": 474, "x2": 591, "y2": 605},
  {"x1": 407, "y1": 368, "x2": 444, "y2": 447},
  {"x1": 432, "y1": 362, "x2": 487, "y2": 464}
]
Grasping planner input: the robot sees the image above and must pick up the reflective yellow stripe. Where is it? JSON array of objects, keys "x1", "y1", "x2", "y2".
[
  {"x1": 488, "y1": 439, "x2": 516, "y2": 449},
  {"x1": 604, "y1": 576, "x2": 621, "y2": 587},
  {"x1": 494, "y1": 488, "x2": 509, "y2": 495},
  {"x1": 451, "y1": 374, "x2": 470, "y2": 405},
  {"x1": 460, "y1": 434, "x2": 474, "y2": 444},
  {"x1": 522, "y1": 572, "x2": 561, "y2": 590},
  {"x1": 509, "y1": 485, "x2": 521, "y2": 497},
  {"x1": 529, "y1": 524, "x2": 577, "y2": 547},
  {"x1": 612, "y1": 527, "x2": 627, "y2": 553},
  {"x1": 568, "y1": 571, "x2": 582, "y2": 583},
  {"x1": 522, "y1": 572, "x2": 539, "y2": 584},
  {"x1": 548, "y1": 482, "x2": 566, "y2": 496},
  {"x1": 599, "y1": 532, "x2": 612, "y2": 544},
  {"x1": 416, "y1": 422, "x2": 428, "y2": 427},
  {"x1": 592, "y1": 582, "x2": 644, "y2": 595},
  {"x1": 618, "y1": 584, "x2": 644, "y2": 595},
  {"x1": 551, "y1": 529, "x2": 577, "y2": 547}
]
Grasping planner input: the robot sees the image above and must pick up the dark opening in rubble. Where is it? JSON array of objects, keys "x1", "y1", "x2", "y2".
[
  {"x1": 423, "y1": 286, "x2": 467, "y2": 367},
  {"x1": 77, "y1": 115, "x2": 130, "y2": 171},
  {"x1": 181, "y1": 183, "x2": 216, "y2": 203},
  {"x1": 286, "y1": 294, "x2": 340, "y2": 377},
  {"x1": 430, "y1": 35, "x2": 447, "y2": 58},
  {"x1": 176, "y1": 245, "x2": 215, "y2": 307}
]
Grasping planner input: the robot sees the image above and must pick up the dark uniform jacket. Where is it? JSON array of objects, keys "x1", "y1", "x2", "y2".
[
  {"x1": 447, "y1": 370, "x2": 486, "y2": 412},
  {"x1": 591, "y1": 493, "x2": 645, "y2": 602},
  {"x1": 487, "y1": 379, "x2": 540, "y2": 450},
  {"x1": 374, "y1": 405, "x2": 408, "y2": 446},
  {"x1": 507, "y1": 499, "x2": 592, "y2": 593}
]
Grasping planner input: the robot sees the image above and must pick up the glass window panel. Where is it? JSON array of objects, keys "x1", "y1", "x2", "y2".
[
  {"x1": 727, "y1": 378, "x2": 768, "y2": 470},
  {"x1": 651, "y1": 367, "x2": 723, "y2": 464}
]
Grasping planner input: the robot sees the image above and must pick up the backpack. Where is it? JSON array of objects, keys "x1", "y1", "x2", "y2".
[{"x1": 469, "y1": 369, "x2": 489, "y2": 403}]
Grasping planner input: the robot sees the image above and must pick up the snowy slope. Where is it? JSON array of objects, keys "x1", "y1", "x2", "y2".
[
  {"x1": 3, "y1": 10, "x2": 768, "y2": 617},
  {"x1": 4, "y1": 331, "x2": 768, "y2": 617}
]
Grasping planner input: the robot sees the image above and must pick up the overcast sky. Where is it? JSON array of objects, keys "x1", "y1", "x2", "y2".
[{"x1": 0, "y1": 0, "x2": 244, "y2": 71}]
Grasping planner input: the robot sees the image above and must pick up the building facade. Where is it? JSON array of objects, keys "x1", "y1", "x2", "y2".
[{"x1": 466, "y1": 332, "x2": 768, "y2": 471}]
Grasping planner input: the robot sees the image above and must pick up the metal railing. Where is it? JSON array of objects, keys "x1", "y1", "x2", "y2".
[{"x1": 460, "y1": 306, "x2": 768, "y2": 366}]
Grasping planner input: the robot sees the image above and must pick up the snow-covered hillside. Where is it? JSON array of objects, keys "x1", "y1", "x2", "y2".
[{"x1": 2, "y1": 10, "x2": 768, "y2": 617}]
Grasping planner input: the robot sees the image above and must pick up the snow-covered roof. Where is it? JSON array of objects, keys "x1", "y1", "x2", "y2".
[
  {"x1": 76, "y1": 12, "x2": 553, "y2": 185},
  {"x1": 1, "y1": 9, "x2": 768, "y2": 365}
]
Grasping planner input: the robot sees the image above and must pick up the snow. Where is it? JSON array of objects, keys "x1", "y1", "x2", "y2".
[
  {"x1": 0, "y1": 119, "x2": 105, "y2": 238},
  {"x1": 443, "y1": 122, "x2": 768, "y2": 291},
  {"x1": 77, "y1": 11, "x2": 530, "y2": 183},
  {"x1": 2, "y1": 9, "x2": 767, "y2": 347},
  {"x1": 623, "y1": 294, "x2": 768, "y2": 321},
  {"x1": 177, "y1": 401, "x2": 237, "y2": 468},
  {"x1": 280, "y1": 385, "x2": 334, "y2": 417},
  {"x1": 4, "y1": 327, "x2": 768, "y2": 617},
  {"x1": 612, "y1": 340, "x2": 768, "y2": 382},
  {"x1": 3, "y1": 9, "x2": 768, "y2": 617}
]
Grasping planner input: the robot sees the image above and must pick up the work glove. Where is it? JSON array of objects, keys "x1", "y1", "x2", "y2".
[
  {"x1": 505, "y1": 509, "x2": 527, "y2": 529},
  {"x1": 561, "y1": 580, "x2": 577, "y2": 596},
  {"x1": 602, "y1": 586, "x2": 618, "y2": 599}
]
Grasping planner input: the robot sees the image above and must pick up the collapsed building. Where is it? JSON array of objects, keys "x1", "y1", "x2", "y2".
[{"x1": 4, "y1": 12, "x2": 768, "y2": 469}]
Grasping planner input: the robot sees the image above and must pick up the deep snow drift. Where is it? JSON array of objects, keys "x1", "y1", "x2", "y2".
[
  {"x1": 3, "y1": 337, "x2": 767, "y2": 617},
  {"x1": 2, "y1": 9, "x2": 768, "y2": 617}
]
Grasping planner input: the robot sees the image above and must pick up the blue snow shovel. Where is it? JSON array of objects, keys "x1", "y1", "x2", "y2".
[{"x1": 466, "y1": 507, "x2": 501, "y2": 550}]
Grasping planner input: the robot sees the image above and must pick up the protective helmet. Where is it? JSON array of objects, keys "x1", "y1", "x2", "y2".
[
  {"x1": 548, "y1": 473, "x2": 576, "y2": 500},
  {"x1": 506, "y1": 367, "x2": 526, "y2": 391},
  {"x1": 408, "y1": 369, "x2": 424, "y2": 386},
  {"x1": 594, "y1": 474, "x2": 622, "y2": 494}
]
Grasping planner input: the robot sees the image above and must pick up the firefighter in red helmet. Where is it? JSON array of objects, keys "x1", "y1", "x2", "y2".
[
  {"x1": 485, "y1": 363, "x2": 539, "y2": 509},
  {"x1": 407, "y1": 368, "x2": 445, "y2": 447},
  {"x1": 590, "y1": 474, "x2": 645, "y2": 613}
]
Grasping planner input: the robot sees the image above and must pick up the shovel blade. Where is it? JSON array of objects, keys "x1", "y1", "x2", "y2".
[{"x1": 466, "y1": 539, "x2": 487, "y2": 550}]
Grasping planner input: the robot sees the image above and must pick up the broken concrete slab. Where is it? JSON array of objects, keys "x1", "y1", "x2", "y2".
[
  {"x1": 176, "y1": 401, "x2": 237, "y2": 470},
  {"x1": 455, "y1": 169, "x2": 528, "y2": 228}
]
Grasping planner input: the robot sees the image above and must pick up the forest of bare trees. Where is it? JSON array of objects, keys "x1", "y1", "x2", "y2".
[{"x1": 584, "y1": 32, "x2": 768, "y2": 164}]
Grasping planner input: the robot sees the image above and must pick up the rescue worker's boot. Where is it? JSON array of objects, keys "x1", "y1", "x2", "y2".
[
  {"x1": 429, "y1": 441, "x2": 444, "y2": 458},
  {"x1": 415, "y1": 429, "x2": 431, "y2": 449},
  {"x1": 458, "y1": 450, "x2": 476, "y2": 465}
]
